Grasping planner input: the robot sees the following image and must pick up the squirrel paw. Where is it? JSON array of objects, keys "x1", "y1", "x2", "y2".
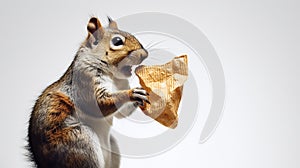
[{"x1": 130, "y1": 87, "x2": 150, "y2": 106}]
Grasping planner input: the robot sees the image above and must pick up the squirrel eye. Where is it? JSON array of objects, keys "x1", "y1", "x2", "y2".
[
  {"x1": 110, "y1": 34, "x2": 125, "y2": 50},
  {"x1": 112, "y1": 37, "x2": 123, "y2": 46}
]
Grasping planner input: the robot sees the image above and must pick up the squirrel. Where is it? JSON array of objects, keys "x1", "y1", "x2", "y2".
[{"x1": 27, "y1": 17, "x2": 149, "y2": 168}]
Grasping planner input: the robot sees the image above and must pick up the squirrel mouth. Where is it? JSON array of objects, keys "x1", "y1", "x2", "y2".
[
  {"x1": 120, "y1": 65, "x2": 133, "y2": 76},
  {"x1": 118, "y1": 48, "x2": 148, "y2": 77}
]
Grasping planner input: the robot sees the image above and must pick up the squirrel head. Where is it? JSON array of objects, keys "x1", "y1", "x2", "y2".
[{"x1": 81, "y1": 17, "x2": 148, "y2": 79}]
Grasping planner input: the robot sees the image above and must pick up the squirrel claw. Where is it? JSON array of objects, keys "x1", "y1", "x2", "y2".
[{"x1": 131, "y1": 87, "x2": 150, "y2": 106}]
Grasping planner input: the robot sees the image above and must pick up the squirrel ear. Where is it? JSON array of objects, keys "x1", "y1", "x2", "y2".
[
  {"x1": 86, "y1": 17, "x2": 104, "y2": 47},
  {"x1": 107, "y1": 16, "x2": 118, "y2": 29},
  {"x1": 87, "y1": 17, "x2": 103, "y2": 35}
]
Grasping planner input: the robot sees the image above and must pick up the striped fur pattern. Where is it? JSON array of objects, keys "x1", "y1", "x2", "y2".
[{"x1": 27, "y1": 17, "x2": 148, "y2": 168}]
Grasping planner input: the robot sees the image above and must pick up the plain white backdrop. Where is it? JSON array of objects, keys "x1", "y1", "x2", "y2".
[{"x1": 0, "y1": 0, "x2": 299, "y2": 167}]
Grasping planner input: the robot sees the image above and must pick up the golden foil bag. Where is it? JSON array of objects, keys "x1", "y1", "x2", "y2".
[{"x1": 135, "y1": 55, "x2": 188, "y2": 128}]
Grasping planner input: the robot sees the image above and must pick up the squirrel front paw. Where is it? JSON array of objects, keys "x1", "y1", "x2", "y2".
[{"x1": 130, "y1": 87, "x2": 150, "y2": 106}]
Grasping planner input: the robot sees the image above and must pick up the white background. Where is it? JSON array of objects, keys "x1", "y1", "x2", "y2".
[{"x1": 0, "y1": 0, "x2": 299, "y2": 167}]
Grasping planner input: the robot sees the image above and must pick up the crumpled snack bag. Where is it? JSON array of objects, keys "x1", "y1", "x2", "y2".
[{"x1": 135, "y1": 55, "x2": 188, "y2": 128}]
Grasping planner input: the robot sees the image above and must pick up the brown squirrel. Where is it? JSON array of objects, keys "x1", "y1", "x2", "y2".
[{"x1": 27, "y1": 17, "x2": 149, "y2": 168}]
